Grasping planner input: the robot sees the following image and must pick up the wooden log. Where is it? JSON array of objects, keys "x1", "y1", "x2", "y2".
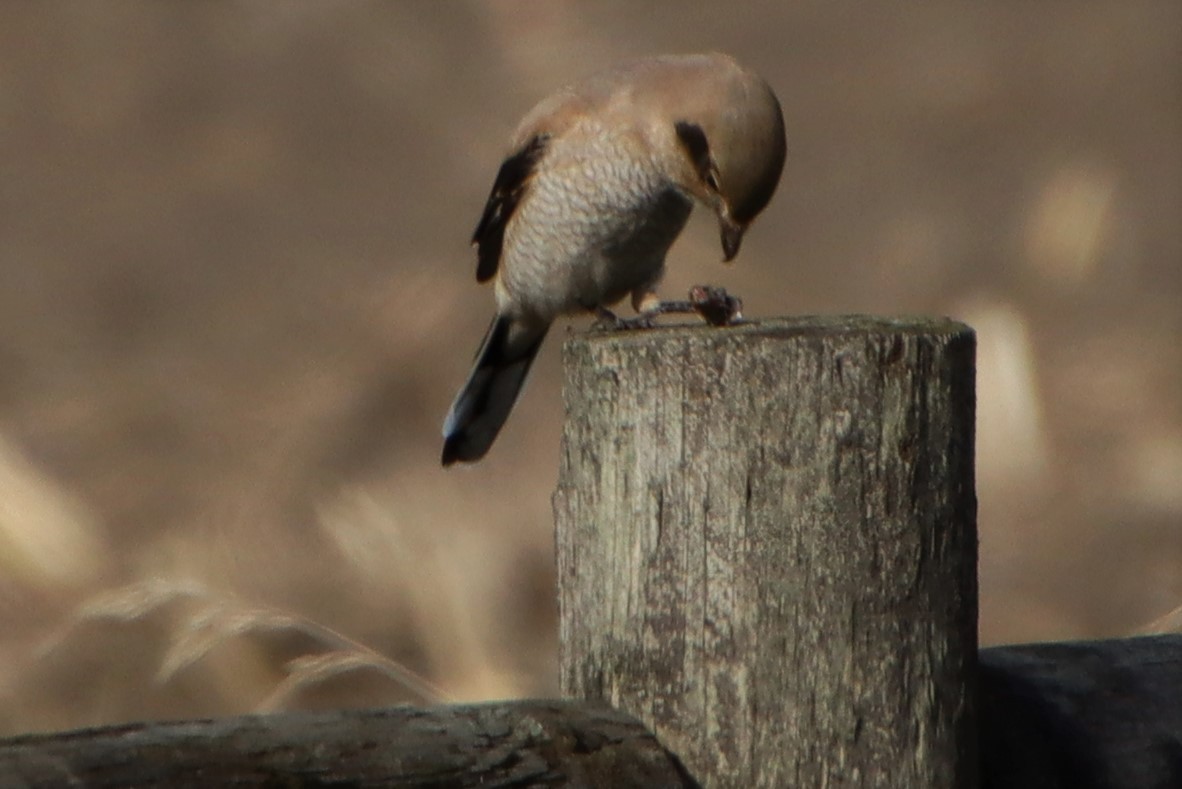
[
  {"x1": 0, "y1": 700, "x2": 697, "y2": 788},
  {"x1": 4, "y1": 637, "x2": 1180, "y2": 787},
  {"x1": 980, "y1": 635, "x2": 1182, "y2": 789},
  {"x1": 554, "y1": 316, "x2": 979, "y2": 788}
]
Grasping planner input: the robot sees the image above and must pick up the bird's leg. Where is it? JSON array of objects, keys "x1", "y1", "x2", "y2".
[
  {"x1": 590, "y1": 306, "x2": 618, "y2": 330},
  {"x1": 590, "y1": 292, "x2": 657, "y2": 331},
  {"x1": 592, "y1": 305, "x2": 654, "y2": 331},
  {"x1": 636, "y1": 286, "x2": 744, "y2": 326},
  {"x1": 625, "y1": 288, "x2": 698, "y2": 327},
  {"x1": 591, "y1": 287, "x2": 743, "y2": 331}
]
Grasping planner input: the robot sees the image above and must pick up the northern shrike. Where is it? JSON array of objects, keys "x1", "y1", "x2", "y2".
[{"x1": 442, "y1": 53, "x2": 787, "y2": 466}]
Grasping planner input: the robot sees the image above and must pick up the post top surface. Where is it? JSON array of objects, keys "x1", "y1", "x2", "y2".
[{"x1": 564, "y1": 314, "x2": 973, "y2": 350}]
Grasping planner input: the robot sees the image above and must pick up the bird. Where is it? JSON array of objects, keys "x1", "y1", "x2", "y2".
[{"x1": 441, "y1": 52, "x2": 787, "y2": 466}]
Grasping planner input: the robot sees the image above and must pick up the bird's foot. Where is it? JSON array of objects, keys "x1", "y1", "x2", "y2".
[
  {"x1": 592, "y1": 307, "x2": 654, "y2": 331},
  {"x1": 591, "y1": 287, "x2": 742, "y2": 331}
]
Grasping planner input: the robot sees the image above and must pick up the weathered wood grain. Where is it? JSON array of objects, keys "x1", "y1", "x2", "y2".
[
  {"x1": 554, "y1": 316, "x2": 979, "y2": 788},
  {"x1": 0, "y1": 700, "x2": 697, "y2": 788}
]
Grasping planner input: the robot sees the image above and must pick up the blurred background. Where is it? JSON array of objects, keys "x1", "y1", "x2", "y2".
[{"x1": 1, "y1": 2, "x2": 1178, "y2": 735}]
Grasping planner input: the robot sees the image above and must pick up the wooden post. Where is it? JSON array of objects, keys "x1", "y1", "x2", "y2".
[{"x1": 554, "y1": 316, "x2": 978, "y2": 788}]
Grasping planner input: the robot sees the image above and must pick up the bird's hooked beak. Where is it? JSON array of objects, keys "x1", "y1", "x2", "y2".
[{"x1": 720, "y1": 215, "x2": 745, "y2": 262}]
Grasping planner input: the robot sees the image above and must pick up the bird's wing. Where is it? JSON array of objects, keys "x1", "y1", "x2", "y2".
[{"x1": 471, "y1": 134, "x2": 549, "y2": 283}]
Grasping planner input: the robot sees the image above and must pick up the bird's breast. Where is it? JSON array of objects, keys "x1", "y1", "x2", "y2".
[{"x1": 496, "y1": 129, "x2": 693, "y2": 321}]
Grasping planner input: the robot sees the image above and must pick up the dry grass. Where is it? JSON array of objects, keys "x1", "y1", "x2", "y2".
[
  {"x1": 39, "y1": 578, "x2": 449, "y2": 710},
  {"x1": 1136, "y1": 604, "x2": 1182, "y2": 637}
]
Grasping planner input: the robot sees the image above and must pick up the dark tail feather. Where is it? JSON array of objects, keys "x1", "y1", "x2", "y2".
[{"x1": 441, "y1": 315, "x2": 548, "y2": 466}]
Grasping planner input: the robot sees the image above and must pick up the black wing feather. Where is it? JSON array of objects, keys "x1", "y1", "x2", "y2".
[{"x1": 472, "y1": 134, "x2": 549, "y2": 283}]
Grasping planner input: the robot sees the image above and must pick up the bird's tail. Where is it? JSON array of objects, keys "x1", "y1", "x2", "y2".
[{"x1": 441, "y1": 315, "x2": 548, "y2": 466}]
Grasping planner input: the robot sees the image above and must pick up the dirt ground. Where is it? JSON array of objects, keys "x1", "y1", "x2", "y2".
[{"x1": 0, "y1": 2, "x2": 1179, "y2": 735}]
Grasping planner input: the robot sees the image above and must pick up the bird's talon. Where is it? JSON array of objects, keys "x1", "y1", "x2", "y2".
[
  {"x1": 591, "y1": 306, "x2": 659, "y2": 331},
  {"x1": 591, "y1": 307, "x2": 624, "y2": 331},
  {"x1": 617, "y1": 315, "x2": 656, "y2": 330}
]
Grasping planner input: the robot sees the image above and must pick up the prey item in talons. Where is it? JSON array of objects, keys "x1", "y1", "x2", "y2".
[{"x1": 688, "y1": 285, "x2": 743, "y2": 326}]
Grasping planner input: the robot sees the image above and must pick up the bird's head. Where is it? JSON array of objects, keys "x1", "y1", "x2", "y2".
[{"x1": 663, "y1": 54, "x2": 787, "y2": 261}]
